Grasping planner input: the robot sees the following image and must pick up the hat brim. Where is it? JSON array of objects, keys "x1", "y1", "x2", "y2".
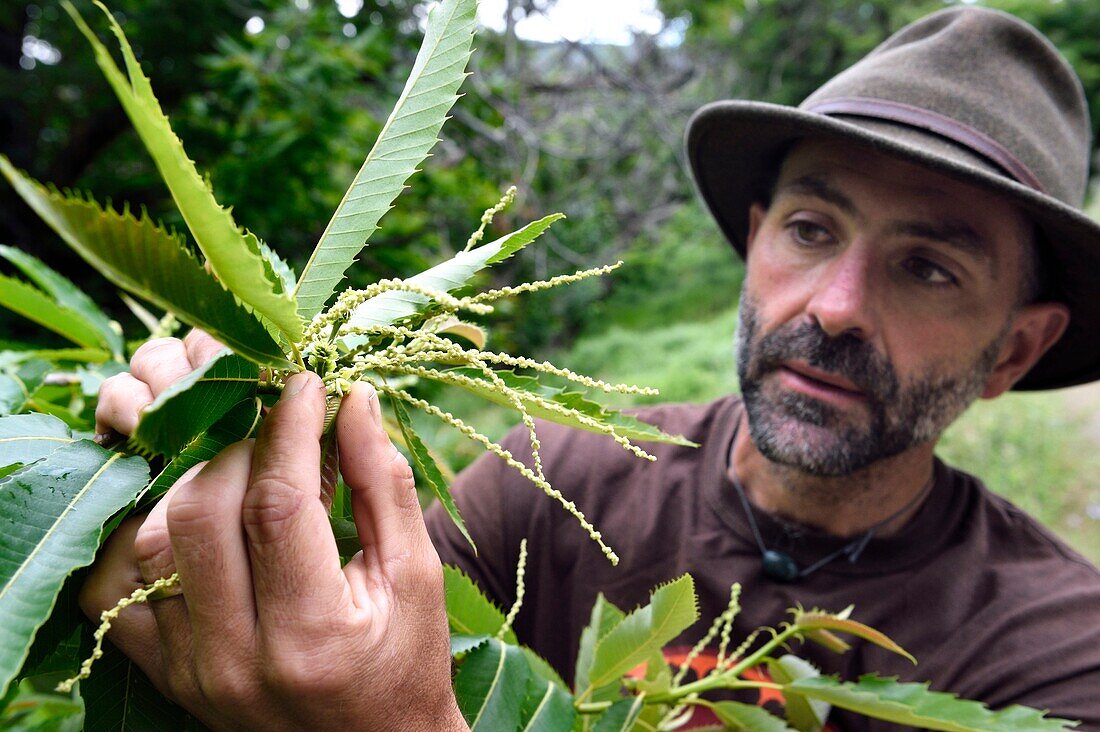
[{"x1": 687, "y1": 100, "x2": 1100, "y2": 391}]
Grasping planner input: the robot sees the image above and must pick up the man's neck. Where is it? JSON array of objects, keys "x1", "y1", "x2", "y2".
[{"x1": 729, "y1": 412, "x2": 936, "y2": 539}]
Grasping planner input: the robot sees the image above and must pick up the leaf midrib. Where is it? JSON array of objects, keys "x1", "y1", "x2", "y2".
[
  {"x1": 470, "y1": 641, "x2": 507, "y2": 730},
  {"x1": 0, "y1": 436, "x2": 73, "y2": 444},
  {"x1": 0, "y1": 452, "x2": 122, "y2": 601}
]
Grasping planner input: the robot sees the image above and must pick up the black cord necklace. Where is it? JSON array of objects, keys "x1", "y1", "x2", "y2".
[{"x1": 728, "y1": 453, "x2": 935, "y2": 583}]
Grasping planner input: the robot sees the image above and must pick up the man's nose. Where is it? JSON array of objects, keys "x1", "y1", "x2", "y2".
[{"x1": 805, "y1": 247, "x2": 876, "y2": 340}]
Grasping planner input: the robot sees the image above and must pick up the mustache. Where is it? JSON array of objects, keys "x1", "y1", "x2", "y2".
[{"x1": 751, "y1": 322, "x2": 899, "y2": 401}]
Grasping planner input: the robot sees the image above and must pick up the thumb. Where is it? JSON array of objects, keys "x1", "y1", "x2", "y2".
[{"x1": 336, "y1": 384, "x2": 433, "y2": 567}]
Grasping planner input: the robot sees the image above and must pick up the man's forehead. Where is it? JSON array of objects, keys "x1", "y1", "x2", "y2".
[{"x1": 770, "y1": 139, "x2": 1033, "y2": 256}]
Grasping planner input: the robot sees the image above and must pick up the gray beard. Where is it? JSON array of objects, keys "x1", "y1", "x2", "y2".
[{"x1": 735, "y1": 292, "x2": 1006, "y2": 477}]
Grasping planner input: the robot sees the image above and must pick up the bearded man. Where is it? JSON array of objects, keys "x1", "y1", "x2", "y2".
[{"x1": 85, "y1": 5, "x2": 1100, "y2": 730}]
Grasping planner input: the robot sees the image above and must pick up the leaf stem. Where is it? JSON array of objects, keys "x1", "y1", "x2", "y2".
[
  {"x1": 643, "y1": 625, "x2": 801, "y2": 705},
  {"x1": 575, "y1": 680, "x2": 783, "y2": 715}
]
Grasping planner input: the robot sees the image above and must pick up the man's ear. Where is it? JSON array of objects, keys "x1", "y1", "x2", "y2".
[
  {"x1": 981, "y1": 302, "x2": 1070, "y2": 398},
  {"x1": 745, "y1": 202, "x2": 768, "y2": 258}
]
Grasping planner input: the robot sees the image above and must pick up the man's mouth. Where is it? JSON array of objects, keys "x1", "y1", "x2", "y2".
[{"x1": 777, "y1": 361, "x2": 867, "y2": 405}]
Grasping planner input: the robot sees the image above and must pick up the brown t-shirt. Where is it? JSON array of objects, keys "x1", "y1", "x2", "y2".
[{"x1": 426, "y1": 396, "x2": 1100, "y2": 731}]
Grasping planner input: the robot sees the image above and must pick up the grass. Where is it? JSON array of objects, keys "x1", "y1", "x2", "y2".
[{"x1": 938, "y1": 392, "x2": 1100, "y2": 563}]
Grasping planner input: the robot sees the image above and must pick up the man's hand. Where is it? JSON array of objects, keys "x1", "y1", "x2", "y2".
[
  {"x1": 95, "y1": 330, "x2": 225, "y2": 438},
  {"x1": 83, "y1": 357, "x2": 465, "y2": 729}
]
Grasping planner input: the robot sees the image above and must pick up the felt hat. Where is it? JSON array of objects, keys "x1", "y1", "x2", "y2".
[{"x1": 687, "y1": 6, "x2": 1098, "y2": 390}]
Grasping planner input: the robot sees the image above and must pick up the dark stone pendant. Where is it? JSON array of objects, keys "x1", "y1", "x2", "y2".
[{"x1": 762, "y1": 549, "x2": 801, "y2": 582}]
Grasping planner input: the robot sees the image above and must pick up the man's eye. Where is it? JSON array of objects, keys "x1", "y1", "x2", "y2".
[
  {"x1": 903, "y1": 257, "x2": 957, "y2": 286},
  {"x1": 788, "y1": 220, "x2": 832, "y2": 246}
]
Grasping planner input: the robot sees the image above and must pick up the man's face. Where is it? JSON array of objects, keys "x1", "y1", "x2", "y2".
[{"x1": 736, "y1": 139, "x2": 1034, "y2": 477}]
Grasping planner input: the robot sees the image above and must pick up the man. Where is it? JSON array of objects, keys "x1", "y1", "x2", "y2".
[{"x1": 86, "y1": 5, "x2": 1100, "y2": 730}]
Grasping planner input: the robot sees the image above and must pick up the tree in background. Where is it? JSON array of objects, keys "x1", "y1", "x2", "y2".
[{"x1": 3, "y1": 0, "x2": 1098, "y2": 352}]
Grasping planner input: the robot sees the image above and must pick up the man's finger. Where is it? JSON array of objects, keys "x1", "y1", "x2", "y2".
[
  {"x1": 337, "y1": 384, "x2": 434, "y2": 573},
  {"x1": 242, "y1": 372, "x2": 349, "y2": 639},
  {"x1": 79, "y1": 516, "x2": 166, "y2": 689},
  {"x1": 130, "y1": 338, "x2": 197, "y2": 397},
  {"x1": 134, "y1": 469, "x2": 202, "y2": 676},
  {"x1": 166, "y1": 440, "x2": 258, "y2": 675},
  {"x1": 95, "y1": 373, "x2": 153, "y2": 436},
  {"x1": 183, "y1": 329, "x2": 225, "y2": 368}
]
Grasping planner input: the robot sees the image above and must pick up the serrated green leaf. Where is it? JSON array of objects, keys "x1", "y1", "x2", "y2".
[
  {"x1": 63, "y1": 2, "x2": 302, "y2": 342},
  {"x1": 575, "y1": 593, "x2": 627, "y2": 698},
  {"x1": 432, "y1": 368, "x2": 696, "y2": 447},
  {"x1": 592, "y1": 696, "x2": 646, "y2": 732},
  {"x1": 703, "y1": 700, "x2": 795, "y2": 732},
  {"x1": 294, "y1": 0, "x2": 478, "y2": 320},
  {"x1": 524, "y1": 647, "x2": 569, "y2": 692},
  {"x1": 142, "y1": 396, "x2": 263, "y2": 504},
  {"x1": 794, "y1": 611, "x2": 916, "y2": 664},
  {"x1": 789, "y1": 675, "x2": 1078, "y2": 732},
  {"x1": 339, "y1": 215, "x2": 564, "y2": 350},
  {"x1": 451, "y1": 633, "x2": 491, "y2": 657},
  {"x1": 18, "y1": 349, "x2": 113, "y2": 365},
  {"x1": 0, "y1": 441, "x2": 149, "y2": 696},
  {"x1": 387, "y1": 393, "x2": 473, "y2": 551},
  {"x1": 0, "y1": 245, "x2": 123, "y2": 359},
  {"x1": 766, "y1": 655, "x2": 828, "y2": 732},
  {"x1": 82, "y1": 640, "x2": 203, "y2": 731},
  {"x1": 17, "y1": 575, "x2": 90, "y2": 680},
  {"x1": 0, "y1": 413, "x2": 74, "y2": 466},
  {"x1": 629, "y1": 649, "x2": 671, "y2": 696},
  {"x1": 454, "y1": 636, "x2": 532, "y2": 731},
  {"x1": 257, "y1": 240, "x2": 297, "y2": 294},
  {"x1": 0, "y1": 360, "x2": 51, "y2": 417},
  {"x1": 0, "y1": 159, "x2": 292, "y2": 370},
  {"x1": 0, "y1": 274, "x2": 108, "y2": 352},
  {"x1": 586, "y1": 576, "x2": 698, "y2": 692},
  {"x1": 520, "y1": 673, "x2": 576, "y2": 732},
  {"x1": 130, "y1": 350, "x2": 258, "y2": 457},
  {"x1": 443, "y1": 565, "x2": 517, "y2": 644}
]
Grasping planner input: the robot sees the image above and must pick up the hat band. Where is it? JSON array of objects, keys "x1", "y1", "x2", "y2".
[{"x1": 805, "y1": 96, "x2": 1045, "y2": 193}]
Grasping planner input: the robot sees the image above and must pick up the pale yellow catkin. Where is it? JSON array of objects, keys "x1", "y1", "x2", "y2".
[
  {"x1": 56, "y1": 573, "x2": 182, "y2": 693},
  {"x1": 673, "y1": 583, "x2": 743, "y2": 686},
  {"x1": 376, "y1": 383, "x2": 618, "y2": 565},
  {"x1": 465, "y1": 186, "x2": 517, "y2": 251},
  {"x1": 388, "y1": 362, "x2": 656, "y2": 462},
  {"x1": 496, "y1": 539, "x2": 528, "y2": 641},
  {"x1": 464, "y1": 261, "x2": 624, "y2": 304}
]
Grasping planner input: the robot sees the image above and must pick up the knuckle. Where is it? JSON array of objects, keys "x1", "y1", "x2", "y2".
[
  {"x1": 133, "y1": 521, "x2": 173, "y2": 569},
  {"x1": 131, "y1": 337, "x2": 184, "y2": 366},
  {"x1": 98, "y1": 372, "x2": 128, "y2": 395},
  {"x1": 391, "y1": 546, "x2": 444, "y2": 602},
  {"x1": 241, "y1": 477, "x2": 305, "y2": 543},
  {"x1": 165, "y1": 486, "x2": 216, "y2": 537},
  {"x1": 261, "y1": 653, "x2": 337, "y2": 697},
  {"x1": 164, "y1": 665, "x2": 199, "y2": 708},
  {"x1": 133, "y1": 334, "x2": 184, "y2": 361},
  {"x1": 197, "y1": 664, "x2": 258, "y2": 709},
  {"x1": 387, "y1": 452, "x2": 419, "y2": 509},
  {"x1": 77, "y1": 574, "x2": 116, "y2": 620}
]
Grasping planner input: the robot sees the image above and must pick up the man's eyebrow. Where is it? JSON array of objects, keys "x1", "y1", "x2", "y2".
[
  {"x1": 887, "y1": 220, "x2": 991, "y2": 260},
  {"x1": 774, "y1": 174, "x2": 858, "y2": 216}
]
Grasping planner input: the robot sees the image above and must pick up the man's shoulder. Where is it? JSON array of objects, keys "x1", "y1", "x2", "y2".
[{"x1": 949, "y1": 464, "x2": 1100, "y2": 581}]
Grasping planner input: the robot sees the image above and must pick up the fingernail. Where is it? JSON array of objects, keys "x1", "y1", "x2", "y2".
[
  {"x1": 364, "y1": 384, "x2": 383, "y2": 427},
  {"x1": 283, "y1": 373, "x2": 310, "y2": 400}
]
